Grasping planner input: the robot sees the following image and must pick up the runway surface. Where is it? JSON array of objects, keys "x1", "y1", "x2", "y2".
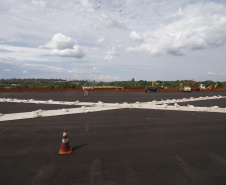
[{"x1": 0, "y1": 91, "x2": 226, "y2": 185}]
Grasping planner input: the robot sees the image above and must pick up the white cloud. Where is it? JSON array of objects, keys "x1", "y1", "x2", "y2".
[
  {"x1": 67, "y1": 66, "x2": 118, "y2": 81},
  {"x1": 80, "y1": 0, "x2": 94, "y2": 12},
  {"x1": 208, "y1": 71, "x2": 226, "y2": 76},
  {"x1": 107, "y1": 47, "x2": 119, "y2": 56},
  {"x1": 22, "y1": 69, "x2": 28, "y2": 73},
  {"x1": 45, "y1": 33, "x2": 75, "y2": 50},
  {"x1": 0, "y1": 44, "x2": 50, "y2": 62},
  {"x1": 92, "y1": 67, "x2": 100, "y2": 73},
  {"x1": 0, "y1": 60, "x2": 67, "y2": 79},
  {"x1": 31, "y1": 0, "x2": 46, "y2": 7},
  {"x1": 104, "y1": 55, "x2": 113, "y2": 61},
  {"x1": 100, "y1": 14, "x2": 127, "y2": 29},
  {"x1": 44, "y1": 33, "x2": 85, "y2": 58},
  {"x1": 129, "y1": 31, "x2": 143, "y2": 42},
  {"x1": 68, "y1": 67, "x2": 101, "y2": 76},
  {"x1": 4, "y1": 69, "x2": 11, "y2": 72},
  {"x1": 208, "y1": 72, "x2": 215, "y2": 75},
  {"x1": 97, "y1": 75, "x2": 119, "y2": 81},
  {"x1": 89, "y1": 73, "x2": 119, "y2": 81},
  {"x1": 104, "y1": 46, "x2": 119, "y2": 61},
  {"x1": 93, "y1": 47, "x2": 100, "y2": 51},
  {"x1": 97, "y1": 37, "x2": 104, "y2": 43},
  {"x1": 68, "y1": 68, "x2": 86, "y2": 77},
  {"x1": 51, "y1": 45, "x2": 84, "y2": 58},
  {"x1": 68, "y1": 69, "x2": 79, "y2": 73},
  {"x1": 127, "y1": 2, "x2": 226, "y2": 56},
  {"x1": 219, "y1": 72, "x2": 226, "y2": 76}
]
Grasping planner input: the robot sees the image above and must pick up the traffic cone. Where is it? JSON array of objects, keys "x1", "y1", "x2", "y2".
[
  {"x1": 84, "y1": 89, "x2": 88, "y2": 97},
  {"x1": 59, "y1": 129, "x2": 72, "y2": 155}
]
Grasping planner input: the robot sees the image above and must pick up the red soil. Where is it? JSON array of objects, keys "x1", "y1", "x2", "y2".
[{"x1": 1, "y1": 88, "x2": 226, "y2": 92}]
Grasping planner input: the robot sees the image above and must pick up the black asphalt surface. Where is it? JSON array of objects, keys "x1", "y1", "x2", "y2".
[
  {"x1": 0, "y1": 92, "x2": 226, "y2": 185},
  {"x1": 177, "y1": 99, "x2": 226, "y2": 108},
  {"x1": 0, "y1": 91, "x2": 225, "y2": 103},
  {"x1": 0, "y1": 102, "x2": 81, "y2": 114}
]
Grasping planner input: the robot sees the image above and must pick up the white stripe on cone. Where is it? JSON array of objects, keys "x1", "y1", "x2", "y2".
[
  {"x1": 62, "y1": 138, "x2": 69, "y2": 143},
  {"x1": 63, "y1": 132, "x2": 67, "y2": 136}
]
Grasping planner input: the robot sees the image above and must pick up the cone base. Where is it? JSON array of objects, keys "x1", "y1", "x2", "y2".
[{"x1": 59, "y1": 147, "x2": 72, "y2": 155}]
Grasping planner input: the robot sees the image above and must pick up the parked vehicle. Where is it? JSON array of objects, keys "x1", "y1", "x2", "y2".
[
  {"x1": 152, "y1": 81, "x2": 164, "y2": 89},
  {"x1": 158, "y1": 84, "x2": 164, "y2": 89},
  {"x1": 191, "y1": 82, "x2": 200, "y2": 91},
  {"x1": 184, "y1": 86, "x2": 191, "y2": 92},
  {"x1": 198, "y1": 84, "x2": 205, "y2": 90},
  {"x1": 82, "y1": 86, "x2": 91, "y2": 90},
  {"x1": 145, "y1": 87, "x2": 159, "y2": 92}
]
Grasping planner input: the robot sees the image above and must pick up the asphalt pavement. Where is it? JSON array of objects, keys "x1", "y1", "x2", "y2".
[{"x1": 0, "y1": 91, "x2": 226, "y2": 185}]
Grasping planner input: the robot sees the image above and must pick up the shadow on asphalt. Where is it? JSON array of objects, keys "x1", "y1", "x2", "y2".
[{"x1": 72, "y1": 143, "x2": 89, "y2": 151}]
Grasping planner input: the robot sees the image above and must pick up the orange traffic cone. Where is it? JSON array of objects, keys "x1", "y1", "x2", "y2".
[
  {"x1": 59, "y1": 129, "x2": 72, "y2": 155},
  {"x1": 84, "y1": 89, "x2": 88, "y2": 97}
]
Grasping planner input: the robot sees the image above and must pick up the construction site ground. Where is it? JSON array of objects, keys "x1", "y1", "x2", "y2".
[
  {"x1": 0, "y1": 91, "x2": 226, "y2": 185},
  {"x1": 1, "y1": 88, "x2": 226, "y2": 92}
]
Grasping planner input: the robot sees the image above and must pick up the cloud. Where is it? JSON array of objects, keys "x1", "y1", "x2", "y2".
[
  {"x1": 104, "y1": 46, "x2": 119, "y2": 61},
  {"x1": 219, "y1": 72, "x2": 226, "y2": 76},
  {"x1": 31, "y1": 0, "x2": 46, "y2": 7},
  {"x1": 208, "y1": 71, "x2": 226, "y2": 76},
  {"x1": 104, "y1": 55, "x2": 113, "y2": 61},
  {"x1": 89, "y1": 73, "x2": 119, "y2": 81},
  {"x1": 22, "y1": 69, "x2": 28, "y2": 73},
  {"x1": 68, "y1": 67, "x2": 101, "y2": 75},
  {"x1": 45, "y1": 33, "x2": 75, "y2": 50},
  {"x1": 100, "y1": 14, "x2": 127, "y2": 29},
  {"x1": 208, "y1": 72, "x2": 215, "y2": 75},
  {"x1": 68, "y1": 69, "x2": 79, "y2": 73},
  {"x1": 0, "y1": 44, "x2": 50, "y2": 62},
  {"x1": 44, "y1": 33, "x2": 85, "y2": 58},
  {"x1": 67, "y1": 66, "x2": 118, "y2": 81},
  {"x1": 67, "y1": 67, "x2": 99, "y2": 77},
  {"x1": 80, "y1": 0, "x2": 94, "y2": 12},
  {"x1": 0, "y1": 60, "x2": 67, "y2": 79},
  {"x1": 4, "y1": 69, "x2": 11, "y2": 72},
  {"x1": 51, "y1": 45, "x2": 84, "y2": 58},
  {"x1": 93, "y1": 47, "x2": 100, "y2": 51},
  {"x1": 97, "y1": 37, "x2": 104, "y2": 43},
  {"x1": 97, "y1": 75, "x2": 119, "y2": 81},
  {"x1": 68, "y1": 68, "x2": 86, "y2": 78},
  {"x1": 129, "y1": 31, "x2": 143, "y2": 42},
  {"x1": 127, "y1": 2, "x2": 226, "y2": 56},
  {"x1": 92, "y1": 67, "x2": 100, "y2": 73}
]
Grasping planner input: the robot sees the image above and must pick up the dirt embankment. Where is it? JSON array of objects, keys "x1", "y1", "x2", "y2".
[{"x1": 1, "y1": 88, "x2": 226, "y2": 92}]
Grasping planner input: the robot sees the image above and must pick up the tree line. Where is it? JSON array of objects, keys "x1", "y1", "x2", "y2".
[{"x1": 0, "y1": 78, "x2": 225, "y2": 89}]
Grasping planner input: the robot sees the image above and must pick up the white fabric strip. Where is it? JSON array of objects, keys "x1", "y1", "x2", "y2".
[
  {"x1": 0, "y1": 105, "x2": 123, "y2": 122},
  {"x1": 0, "y1": 95, "x2": 226, "y2": 122}
]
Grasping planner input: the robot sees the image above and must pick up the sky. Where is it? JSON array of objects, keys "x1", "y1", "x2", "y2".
[{"x1": 0, "y1": 0, "x2": 226, "y2": 81}]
